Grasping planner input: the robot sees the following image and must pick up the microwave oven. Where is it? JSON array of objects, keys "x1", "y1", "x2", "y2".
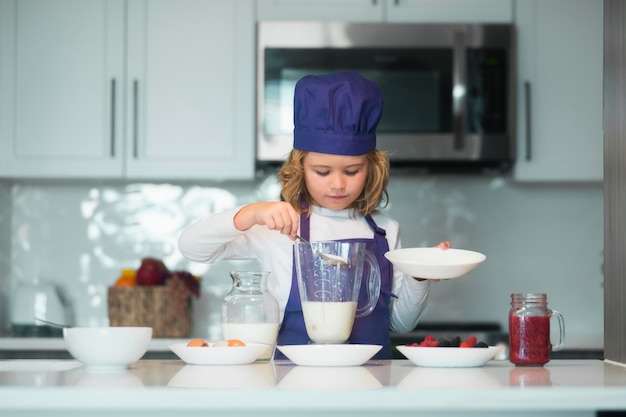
[{"x1": 256, "y1": 21, "x2": 515, "y2": 171}]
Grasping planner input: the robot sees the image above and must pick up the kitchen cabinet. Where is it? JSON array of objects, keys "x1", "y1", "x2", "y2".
[
  {"x1": 0, "y1": 0, "x2": 255, "y2": 180},
  {"x1": 514, "y1": 0, "x2": 603, "y2": 182},
  {"x1": 256, "y1": 0, "x2": 513, "y2": 23},
  {"x1": 0, "y1": 0, "x2": 124, "y2": 178}
]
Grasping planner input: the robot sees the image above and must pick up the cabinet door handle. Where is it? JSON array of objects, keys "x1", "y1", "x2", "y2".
[
  {"x1": 524, "y1": 81, "x2": 532, "y2": 161},
  {"x1": 133, "y1": 79, "x2": 139, "y2": 159},
  {"x1": 110, "y1": 78, "x2": 116, "y2": 157}
]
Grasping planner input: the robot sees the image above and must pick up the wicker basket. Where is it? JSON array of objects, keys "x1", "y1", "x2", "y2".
[{"x1": 107, "y1": 285, "x2": 191, "y2": 338}]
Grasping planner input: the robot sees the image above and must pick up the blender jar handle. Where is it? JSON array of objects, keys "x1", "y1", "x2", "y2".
[
  {"x1": 550, "y1": 309, "x2": 565, "y2": 352},
  {"x1": 355, "y1": 250, "x2": 381, "y2": 318}
]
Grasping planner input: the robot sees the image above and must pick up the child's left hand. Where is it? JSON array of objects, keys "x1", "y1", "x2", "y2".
[
  {"x1": 414, "y1": 241, "x2": 451, "y2": 282},
  {"x1": 434, "y1": 241, "x2": 451, "y2": 250}
]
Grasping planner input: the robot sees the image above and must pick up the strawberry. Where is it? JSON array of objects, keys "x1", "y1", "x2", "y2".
[
  {"x1": 419, "y1": 335, "x2": 439, "y2": 347},
  {"x1": 460, "y1": 335, "x2": 477, "y2": 348}
]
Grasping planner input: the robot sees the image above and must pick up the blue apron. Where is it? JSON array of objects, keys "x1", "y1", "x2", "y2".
[{"x1": 276, "y1": 211, "x2": 394, "y2": 359}]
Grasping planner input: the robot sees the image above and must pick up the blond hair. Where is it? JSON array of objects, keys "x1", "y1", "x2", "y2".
[{"x1": 278, "y1": 149, "x2": 390, "y2": 216}]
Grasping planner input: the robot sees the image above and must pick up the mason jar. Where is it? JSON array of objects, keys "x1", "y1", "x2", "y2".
[{"x1": 508, "y1": 293, "x2": 565, "y2": 366}]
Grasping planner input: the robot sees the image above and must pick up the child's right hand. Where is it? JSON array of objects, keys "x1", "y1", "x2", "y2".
[{"x1": 234, "y1": 202, "x2": 300, "y2": 239}]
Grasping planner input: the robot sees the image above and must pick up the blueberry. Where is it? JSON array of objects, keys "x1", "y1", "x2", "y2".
[
  {"x1": 438, "y1": 338, "x2": 452, "y2": 347},
  {"x1": 450, "y1": 336, "x2": 461, "y2": 347}
]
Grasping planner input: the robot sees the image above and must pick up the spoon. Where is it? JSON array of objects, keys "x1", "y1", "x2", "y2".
[
  {"x1": 34, "y1": 317, "x2": 70, "y2": 329},
  {"x1": 295, "y1": 235, "x2": 348, "y2": 266}
]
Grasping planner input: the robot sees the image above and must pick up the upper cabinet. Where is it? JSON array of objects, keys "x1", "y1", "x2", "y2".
[
  {"x1": 257, "y1": 0, "x2": 513, "y2": 23},
  {"x1": 514, "y1": 0, "x2": 603, "y2": 182},
  {"x1": 0, "y1": 0, "x2": 255, "y2": 180},
  {"x1": 0, "y1": 0, "x2": 124, "y2": 178}
]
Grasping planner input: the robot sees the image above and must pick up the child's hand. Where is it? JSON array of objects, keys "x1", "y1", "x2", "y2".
[
  {"x1": 414, "y1": 241, "x2": 452, "y2": 282},
  {"x1": 434, "y1": 241, "x2": 451, "y2": 250},
  {"x1": 234, "y1": 202, "x2": 300, "y2": 239}
]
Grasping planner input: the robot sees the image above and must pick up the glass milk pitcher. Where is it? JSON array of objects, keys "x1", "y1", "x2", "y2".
[{"x1": 221, "y1": 271, "x2": 279, "y2": 360}]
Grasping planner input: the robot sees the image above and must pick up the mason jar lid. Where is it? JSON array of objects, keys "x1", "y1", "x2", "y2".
[{"x1": 511, "y1": 293, "x2": 547, "y2": 304}]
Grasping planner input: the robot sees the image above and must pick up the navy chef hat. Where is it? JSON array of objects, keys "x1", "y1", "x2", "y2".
[{"x1": 293, "y1": 71, "x2": 383, "y2": 156}]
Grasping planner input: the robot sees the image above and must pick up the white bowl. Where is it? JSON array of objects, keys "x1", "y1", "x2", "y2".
[
  {"x1": 63, "y1": 327, "x2": 152, "y2": 370},
  {"x1": 396, "y1": 345, "x2": 503, "y2": 368},
  {"x1": 384, "y1": 248, "x2": 486, "y2": 279}
]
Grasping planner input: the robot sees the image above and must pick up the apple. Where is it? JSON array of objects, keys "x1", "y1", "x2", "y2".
[
  {"x1": 136, "y1": 257, "x2": 169, "y2": 286},
  {"x1": 168, "y1": 270, "x2": 201, "y2": 298}
]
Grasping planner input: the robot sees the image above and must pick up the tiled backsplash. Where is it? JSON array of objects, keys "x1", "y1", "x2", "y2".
[{"x1": 0, "y1": 174, "x2": 604, "y2": 347}]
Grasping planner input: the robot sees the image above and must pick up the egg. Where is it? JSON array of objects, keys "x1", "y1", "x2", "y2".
[
  {"x1": 227, "y1": 339, "x2": 246, "y2": 347},
  {"x1": 186, "y1": 339, "x2": 209, "y2": 347}
]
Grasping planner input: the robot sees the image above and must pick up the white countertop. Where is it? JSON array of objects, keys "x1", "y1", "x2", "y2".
[{"x1": 0, "y1": 359, "x2": 625, "y2": 417}]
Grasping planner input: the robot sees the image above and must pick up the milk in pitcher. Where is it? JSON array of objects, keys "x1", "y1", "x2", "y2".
[{"x1": 222, "y1": 322, "x2": 279, "y2": 360}]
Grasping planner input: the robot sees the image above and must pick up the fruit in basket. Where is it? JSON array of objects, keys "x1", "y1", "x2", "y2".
[
  {"x1": 109, "y1": 259, "x2": 201, "y2": 338},
  {"x1": 114, "y1": 269, "x2": 137, "y2": 287},
  {"x1": 136, "y1": 257, "x2": 169, "y2": 286},
  {"x1": 113, "y1": 258, "x2": 201, "y2": 301},
  {"x1": 167, "y1": 270, "x2": 201, "y2": 298}
]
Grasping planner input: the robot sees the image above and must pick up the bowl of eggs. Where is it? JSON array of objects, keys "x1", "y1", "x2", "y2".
[{"x1": 169, "y1": 339, "x2": 269, "y2": 365}]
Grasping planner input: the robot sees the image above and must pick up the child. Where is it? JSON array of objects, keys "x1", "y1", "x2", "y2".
[{"x1": 178, "y1": 71, "x2": 450, "y2": 359}]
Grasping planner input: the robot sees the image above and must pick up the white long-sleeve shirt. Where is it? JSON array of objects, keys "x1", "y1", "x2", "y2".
[{"x1": 178, "y1": 205, "x2": 430, "y2": 333}]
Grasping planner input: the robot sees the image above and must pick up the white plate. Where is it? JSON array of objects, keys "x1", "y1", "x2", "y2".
[
  {"x1": 276, "y1": 344, "x2": 382, "y2": 367},
  {"x1": 384, "y1": 248, "x2": 486, "y2": 279},
  {"x1": 168, "y1": 343, "x2": 268, "y2": 365},
  {"x1": 396, "y1": 345, "x2": 503, "y2": 368}
]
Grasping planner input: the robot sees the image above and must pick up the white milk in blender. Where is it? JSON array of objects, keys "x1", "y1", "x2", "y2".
[
  {"x1": 221, "y1": 322, "x2": 279, "y2": 360},
  {"x1": 301, "y1": 301, "x2": 357, "y2": 343}
]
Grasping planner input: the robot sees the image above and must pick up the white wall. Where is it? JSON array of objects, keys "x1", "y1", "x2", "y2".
[{"x1": 0, "y1": 174, "x2": 603, "y2": 348}]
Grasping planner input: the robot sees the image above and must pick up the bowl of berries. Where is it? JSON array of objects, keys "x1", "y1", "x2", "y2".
[{"x1": 396, "y1": 335, "x2": 503, "y2": 368}]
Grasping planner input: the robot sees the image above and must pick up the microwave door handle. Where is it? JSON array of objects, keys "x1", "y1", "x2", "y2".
[
  {"x1": 524, "y1": 81, "x2": 532, "y2": 161},
  {"x1": 452, "y1": 31, "x2": 466, "y2": 151}
]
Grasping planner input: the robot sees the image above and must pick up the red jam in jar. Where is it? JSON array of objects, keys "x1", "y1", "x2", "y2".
[
  {"x1": 509, "y1": 315, "x2": 551, "y2": 365},
  {"x1": 508, "y1": 293, "x2": 565, "y2": 367}
]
